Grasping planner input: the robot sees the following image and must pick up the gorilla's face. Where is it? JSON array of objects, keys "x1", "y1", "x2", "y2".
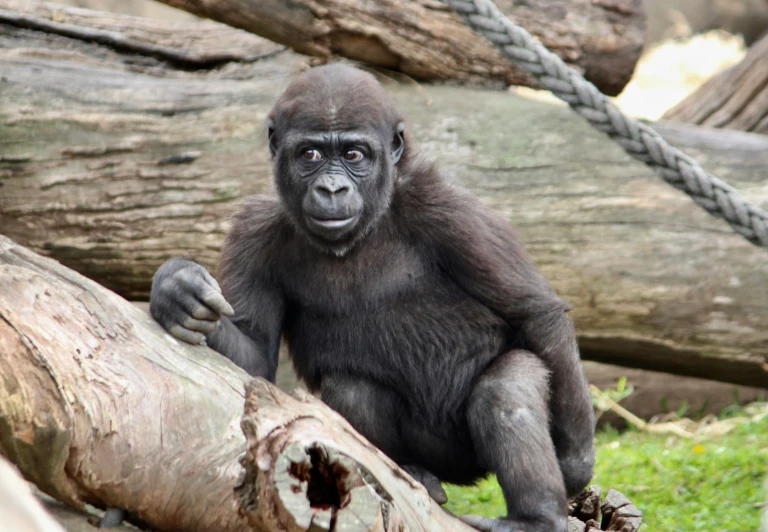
[
  {"x1": 297, "y1": 134, "x2": 368, "y2": 240},
  {"x1": 267, "y1": 65, "x2": 405, "y2": 255}
]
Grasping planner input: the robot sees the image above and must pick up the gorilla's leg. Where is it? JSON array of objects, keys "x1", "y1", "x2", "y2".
[
  {"x1": 320, "y1": 376, "x2": 448, "y2": 504},
  {"x1": 320, "y1": 375, "x2": 407, "y2": 461},
  {"x1": 401, "y1": 465, "x2": 448, "y2": 505},
  {"x1": 464, "y1": 350, "x2": 567, "y2": 532}
]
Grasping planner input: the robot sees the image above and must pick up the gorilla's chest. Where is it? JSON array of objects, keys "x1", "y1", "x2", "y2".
[
  {"x1": 279, "y1": 237, "x2": 507, "y2": 389},
  {"x1": 282, "y1": 238, "x2": 428, "y2": 313}
]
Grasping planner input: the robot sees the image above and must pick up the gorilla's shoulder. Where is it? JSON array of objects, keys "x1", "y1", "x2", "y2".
[
  {"x1": 232, "y1": 195, "x2": 284, "y2": 226},
  {"x1": 226, "y1": 195, "x2": 291, "y2": 249},
  {"x1": 395, "y1": 158, "x2": 483, "y2": 218}
]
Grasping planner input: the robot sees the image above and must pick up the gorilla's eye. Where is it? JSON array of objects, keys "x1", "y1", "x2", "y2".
[
  {"x1": 302, "y1": 149, "x2": 323, "y2": 161},
  {"x1": 344, "y1": 150, "x2": 364, "y2": 162}
]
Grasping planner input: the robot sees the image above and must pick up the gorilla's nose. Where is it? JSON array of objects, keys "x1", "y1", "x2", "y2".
[{"x1": 313, "y1": 175, "x2": 350, "y2": 202}]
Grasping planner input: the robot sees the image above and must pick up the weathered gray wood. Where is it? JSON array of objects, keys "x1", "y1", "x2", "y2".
[
  {"x1": 0, "y1": 0, "x2": 284, "y2": 67},
  {"x1": 151, "y1": 0, "x2": 644, "y2": 95},
  {"x1": 0, "y1": 236, "x2": 474, "y2": 532},
  {"x1": 0, "y1": 5, "x2": 767, "y2": 388}
]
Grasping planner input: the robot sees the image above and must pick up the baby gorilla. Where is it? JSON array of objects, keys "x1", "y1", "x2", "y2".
[{"x1": 150, "y1": 64, "x2": 595, "y2": 532}]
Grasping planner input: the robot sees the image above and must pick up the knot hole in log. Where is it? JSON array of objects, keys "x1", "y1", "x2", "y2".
[{"x1": 291, "y1": 446, "x2": 344, "y2": 510}]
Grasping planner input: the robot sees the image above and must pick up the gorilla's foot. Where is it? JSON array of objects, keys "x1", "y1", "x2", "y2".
[
  {"x1": 401, "y1": 465, "x2": 448, "y2": 505},
  {"x1": 460, "y1": 514, "x2": 566, "y2": 532}
]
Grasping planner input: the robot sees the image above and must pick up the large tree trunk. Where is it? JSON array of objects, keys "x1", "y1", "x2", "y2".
[
  {"x1": 150, "y1": 0, "x2": 645, "y2": 96},
  {"x1": 1, "y1": 2, "x2": 767, "y2": 388},
  {"x1": 0, "y1": 235, "x2": 476, "y2": 532},
  {"x1": 663, "y1": 31, "x2": 768, "y2": 134}
]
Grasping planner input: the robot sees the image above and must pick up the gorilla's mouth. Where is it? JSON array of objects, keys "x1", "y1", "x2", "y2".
[
  {"x1": 306, "y1": 214, "x2": 360, "y2": 235},
  {"x1": 310, "y1": 217, "x2": 356, "y2": 229}
]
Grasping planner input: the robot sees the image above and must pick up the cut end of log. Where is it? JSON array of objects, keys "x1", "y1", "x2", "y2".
[{"x1": 237, "y1": 379, "x2": 396, "y2": 531}]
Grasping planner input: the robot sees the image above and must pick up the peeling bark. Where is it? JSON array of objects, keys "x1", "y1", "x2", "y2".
[{"x1": 0, "y1": 236, "x2": 251, "y2": 531}]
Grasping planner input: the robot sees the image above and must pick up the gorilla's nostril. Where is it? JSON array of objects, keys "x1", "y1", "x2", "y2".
[{"x1": 316, "y1": 183, "x2": 349, "y2": 198}]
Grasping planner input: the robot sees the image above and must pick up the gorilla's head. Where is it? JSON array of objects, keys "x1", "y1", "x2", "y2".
[{"x1": 267, "y1": 64, "x2": 406, "y2": 255}]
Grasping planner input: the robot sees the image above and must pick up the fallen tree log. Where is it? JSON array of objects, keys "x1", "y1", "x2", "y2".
[
  {"x1": 663, "y1": 31, "x2": 768, "y2": 134},
  {"x1": 0, "y1": 235, "x2": 475, "y2": 532},
  {"x1": 0, "y1": 5, "x2": 766, "y2": 388},
  {"x1": 151, "y1": 0, "x2": 645, "y2": 95}
]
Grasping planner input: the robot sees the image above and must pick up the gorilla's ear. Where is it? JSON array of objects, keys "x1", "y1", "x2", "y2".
[
  {"x1": 267, "y1": 119, "x2": 277, "y2": 159},
  {"x1": 392, "y1": 122, "x2": 405, "y2": 165}
]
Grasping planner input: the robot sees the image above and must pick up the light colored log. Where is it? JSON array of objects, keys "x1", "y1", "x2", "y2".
[{"x1": 0, "y1": 236, "x2": 251, "y2": 531}]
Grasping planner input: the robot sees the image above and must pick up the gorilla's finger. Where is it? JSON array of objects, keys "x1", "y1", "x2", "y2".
[
  {"x1": 199, "y1": 288, "x2": 234, "y2": 317},
  {"x1": 182, "y1": 317, "x2": 219, "y2": 333},
  {"x1": 163, "y1": 287, "x2": 217, "y2": 321},
  {"x1": 202, "y1": 269, "x2": 222, "y2": 293},
  {"x1": 189, "y1": 303, "x2": 219, "y2": 321},
  {"x1": 168, "y1": 325, "x2": 206, "y2": 345},
  {"x1": 176, "y1": 275, "x2": 232, "y2": 318},
  {"x1": 197, "y1": 270, "x2": 234, "y2": 316}
]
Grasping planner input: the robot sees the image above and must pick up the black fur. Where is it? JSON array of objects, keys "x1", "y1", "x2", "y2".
[{"x1": 150, "y1": 64, "x2": 595, "y2": 532}]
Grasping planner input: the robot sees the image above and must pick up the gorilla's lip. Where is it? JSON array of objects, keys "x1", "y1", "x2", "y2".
[{"x1": 307, "y1": 215, "x2": 359, "y2": 231}]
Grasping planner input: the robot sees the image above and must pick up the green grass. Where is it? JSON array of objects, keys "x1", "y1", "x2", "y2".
[{"x1": 444, "y1": 406, "x2": 768, "y2": 531}]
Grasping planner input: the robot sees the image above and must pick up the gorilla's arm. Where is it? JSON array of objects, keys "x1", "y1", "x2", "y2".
[
  {"x1": 407, "y1": 178, "x2": 595, "y2": 495},
  {"x1": 215, "y1": 195, "x2": 288, "y2": 381},
  {"x1": 149, "y1": 257, "x2": 282, "y2": 380}
]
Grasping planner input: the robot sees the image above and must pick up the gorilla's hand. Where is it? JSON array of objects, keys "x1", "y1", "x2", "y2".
[{"x1": 150, "y1": 258, "x2": 234, "y2": 345}]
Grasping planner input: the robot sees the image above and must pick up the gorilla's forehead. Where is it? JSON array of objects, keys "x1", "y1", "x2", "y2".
[
  {"x1": 270, "y1": 65, "x2": 402, "y2": 133},
  {"x1": 279, "y1": 100, "x2": 391, "y2": 132},
  {"x1": 282, "y1": 129, "x2": 382, "y2": 149}
]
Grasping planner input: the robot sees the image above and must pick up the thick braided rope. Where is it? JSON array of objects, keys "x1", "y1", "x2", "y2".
[{"x1": 443, "y1": 0, "x2": 768, "y2": 247}]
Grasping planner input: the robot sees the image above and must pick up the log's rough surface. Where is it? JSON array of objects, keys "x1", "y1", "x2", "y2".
[
  {"x1": 663, "y1": 31, "x2": 768, "y2": 134},
  {"x1": 152, "y1": 0, "x2": 644, "y2": 95},
  {"x1": 0, "y1": 236, "x2": 252, "y2": 532},
  {"x1": 1, "y1": 4, "x2": 767, "y2": 388}
]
